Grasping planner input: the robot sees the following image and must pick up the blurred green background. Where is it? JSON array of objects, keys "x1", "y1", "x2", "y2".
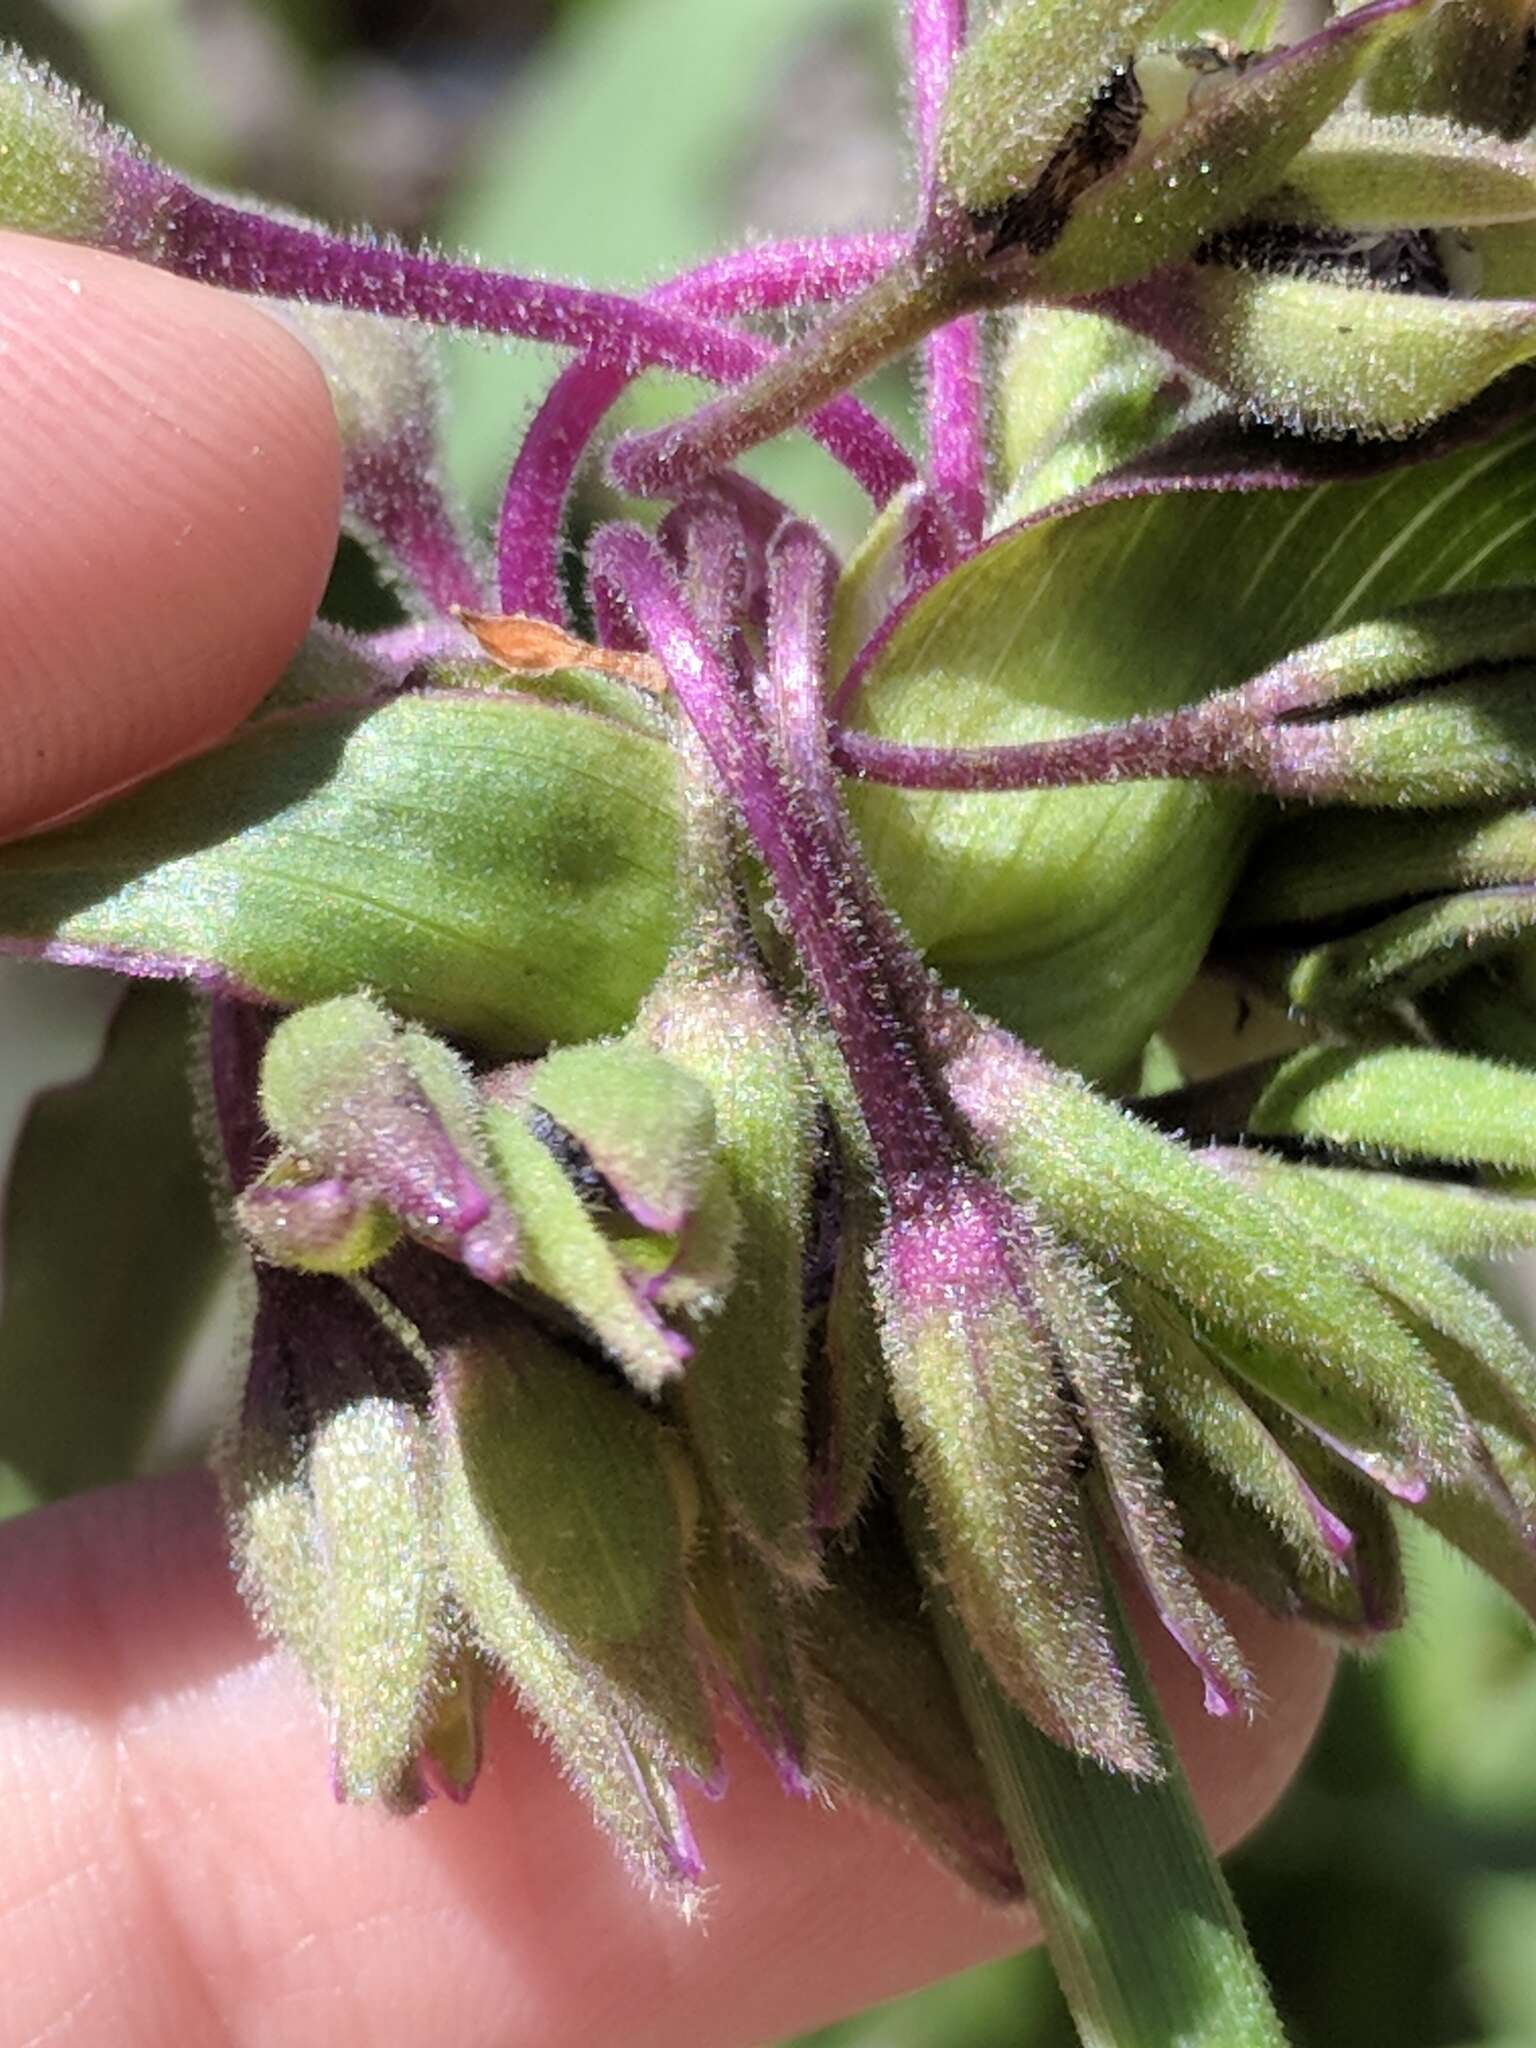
[{"x1": 4, "y1": 0, "x2": 1536, "y2": 2039}]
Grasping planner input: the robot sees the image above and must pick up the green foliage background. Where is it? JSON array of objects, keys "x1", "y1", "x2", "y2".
[{"x1": 4, "y1": 0, "x2": 1536, "y2": 2038}]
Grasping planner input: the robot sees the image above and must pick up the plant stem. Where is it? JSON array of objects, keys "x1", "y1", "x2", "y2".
[{"x1": 919, "y1": 1523, "x2": 1291, "y2": 2048}]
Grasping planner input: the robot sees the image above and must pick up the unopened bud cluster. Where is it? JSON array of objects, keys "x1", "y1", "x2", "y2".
[{"x1": 8, "y1": 0, "x2": 1536, "y2": 1918}]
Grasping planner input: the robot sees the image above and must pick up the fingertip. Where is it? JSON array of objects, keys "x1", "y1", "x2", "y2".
[{"x1": 0, "y1": 233, "x2": 342, "y2": 838}]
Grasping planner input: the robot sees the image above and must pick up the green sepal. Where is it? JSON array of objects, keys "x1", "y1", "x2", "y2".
[
  {"x1": 305, "y1": 1394, "x2": 445, "y2": 1804},
  {"x1": 432, "y1": 1318, "x2": 716, "y2": 1777},
  {"x1": 483, "y1": 1100, "x2": 688, "y2": 1394},
  {"x1": 1247, "y1": 1043, "x2": 1536, "y2": 1174},
  {"x1": 1034, "y1": 1251, "x2": 1254, "y2": 1718},
  {"x1": 1281, "y1": 109, "x2": 1536, "y2": 229},
  {"x1": 527, "y1": 1039, "x2": 719, "y2": 1235},
  {"x1": 1144, "y1": 263, "x2": 1536, "y2": 437},
  {"x1": 1129, "y1": 1283, "x2": 1366, "y2": 1607},
  {"x1": 604, "y1": 1159, "x2": 740, "y2": 1315},
  {"x1": 237, "y1": 1159, "x2": 402, "y2": 1275},
  {"x1": 934, "y1": 0, "x2": 1165, "y2": 222},
  {"x1": 945, "y1": 1019, "x2": 1476, "y2": 1484},
  {"x1": 435, "y1": 1379, "x2": 706, "y2": 1893},
  {"x1": 642, "y1": 966, "x2": 821, "y2": 1583},
  {"x1": 814, "y1": 1172, "x2": 890, "y2": 1532},
  {"x1": 1162, "y1": 1428, "x2": 1404, "y2": 1635},
  {"x1": 1035, "y1": 1, "x2": 1433, "y2": 293},
  {"x1": 799, "y1": 1517, "x2": 1022, "y2": 1901},
  {"x1": 1253, "y1": 1163, "x2": 1536, "y2": 1259},
  {"x1": 687, "y1": 1497, "x2": 815, "y2": 1794},
  {"x1": 1230, "y1": 804, "x2": 1536, "y2": 930},
  {"x1": 878, "y1": 1181, "x2": 1157, "y2": 1776},
  {"x1": 1269, "y1": 891, "x2": 1536, "y2": 1021},
  {"x1": 1225, "y1": 1156, "x2": 1536, "y2": 1454},
  {"x1": 1360, "y1": 0, "x2": 1536, "y2": 136},
  {"x1": 221, "y1": 1274, "x2": 447, "y2": 1810},
  {"x1": 0, "y1": 691, "x2": 681, "y2": 1054},
  {"x1": 1407, "y1": 1429, "x2": 1536, "y2": 1626},
  {"x1": 259, "y1": 994, "x2": 517, "y2": 1282}
]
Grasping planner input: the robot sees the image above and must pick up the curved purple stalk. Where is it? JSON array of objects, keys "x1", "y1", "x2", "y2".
[
  {"x1": 496, "y1": 234, "x2": 903, "y2": 623},
  {"x1": 908, "y1": 0, "x2": 987, "y2": 542},
  {"x1": 591, "y1": 523, "x2": 952, "y2": 1192},
  {"x1": 830, "y1": 706, "x2": 1225, "y2": 791}
]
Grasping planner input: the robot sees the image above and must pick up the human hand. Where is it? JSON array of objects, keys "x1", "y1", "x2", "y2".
[{"x1": 0, "y1": 230, "x2": 1336, "y2": 2048}]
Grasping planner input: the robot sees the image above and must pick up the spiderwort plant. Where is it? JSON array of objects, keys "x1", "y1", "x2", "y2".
[{"x1": 13, "y1": 0, "x2": 1536, "y2": 2039}]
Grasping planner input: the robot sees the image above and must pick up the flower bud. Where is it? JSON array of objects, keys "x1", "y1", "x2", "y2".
[
  {"x1": 943, "y1": 1019, "x2": 1472, "y2": 1471},
  {"x1": 688, "y1": 1502, "x2": 814, "y2": 1797},
  {"x1": 1362, "y1": 0, "x2": 1536, "y2": 135},
  {"x1": 813, "y1": 1168, "x2": 889, "y2": 1532},
  {"x1": 1281, "y1": 108, "x2": 1536, "y2": 231},
  {"x1": 259, "y1": 994, "x2": 518, "y2": 1284},
  {"x1": 1123, "y1": 261, "x2": 1536, "y2": 440},
  {"x1": 0, "y1": 49, "x2": 171, "y2": 253},
  {"x1": 236, "y1": 1161, "x2": 401, "y2": 1274},
  {"x1": 222, "y1": 1271, "x2": 445, "y2": 1807},
  {"x1": 994, "y1": 309, "x2": 1199, "y2": 527},
  {"x1": 933, "y1": 2, "x2": 1163, "y2": 241}
]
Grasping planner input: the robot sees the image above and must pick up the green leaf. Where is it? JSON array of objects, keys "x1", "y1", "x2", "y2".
[
  {"x1": 0, "y1": 982, "x2": 223, "y2": 1498},
  {"x1": 847, "y1": 414, "x2": 1536, "y2": 1078},
  {"x1": 1256, "y1": 1163, "x2": 1536, "y2": 1259},
  {"x1": 0, "y1": 691, "x2": 681, "y2": 1055}
]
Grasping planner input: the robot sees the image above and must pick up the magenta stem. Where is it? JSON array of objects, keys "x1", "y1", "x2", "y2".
[
  {"x1": 496, "y1": 234, "x2": 903, "y2": 622},
  {"x1": 592, "y1": 524, "x2": 952, "y2": 1190},
  {"x1": 907, "y1": 0, "x2": 987, "y2": 541}
]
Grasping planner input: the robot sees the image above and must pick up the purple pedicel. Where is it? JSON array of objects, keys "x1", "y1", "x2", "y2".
[
  {"x1": 151, "y1": 192, "x2": 908, "y2": 581},
  {"x1": 345, "y1": 443, "x2": 487, "y2": 618},
  {"x1": 830, "y1": 703, "x2": 1224, "y2": 793},
  {"x1": 591, "y1": 523, "x2": 950, "y2": 1195},
  {"x1": 496, "y1": 234, "x2": 903, "y2": 624}
]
